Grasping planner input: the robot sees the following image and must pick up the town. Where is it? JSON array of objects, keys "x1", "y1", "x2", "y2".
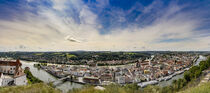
[
  {"x1": 0, "y1": 0, "x2": 210, "y2": 92},
  {"x1": 37, "y1": 53, "x2": 198, "y2": 87}
]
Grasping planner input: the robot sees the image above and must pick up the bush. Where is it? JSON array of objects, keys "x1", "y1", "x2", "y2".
[{"x1": 24, "y1": 69, "x2": 43, "y2": 84}]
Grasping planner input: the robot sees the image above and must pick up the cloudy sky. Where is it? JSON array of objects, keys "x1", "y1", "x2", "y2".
[{"x1": 0, "y1": 0, "x2": 210, "y2": 51}]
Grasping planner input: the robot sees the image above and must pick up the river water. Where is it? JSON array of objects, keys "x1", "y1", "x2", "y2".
[
  {"x1": 21, "y1": 61, "x2": 83, "y2": 93},
  {"x1": 20, "y1": 55, "x2": 206, "y2": 92},
  {"x1": 158, "y1": 55, "x2": 206, "y2": 87}
]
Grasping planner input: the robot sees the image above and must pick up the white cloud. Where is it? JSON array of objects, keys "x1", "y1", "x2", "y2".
[
  {"x1": 79, "y1": 6, "x2": 98, "y2": 25},
  {"x1": 0, "y1": 0, "x2": 209, "y2": 51},
  {"x1": 52, "y1": 0, "x2": 67, "y2": 11},
  {"x1": 65, "y1": 35, "x2": 81, "y2": 43}
]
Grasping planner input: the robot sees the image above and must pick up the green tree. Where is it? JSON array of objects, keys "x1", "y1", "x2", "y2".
[{"x1": 184, "y1": 71, "x2": 191, "y2": 82}]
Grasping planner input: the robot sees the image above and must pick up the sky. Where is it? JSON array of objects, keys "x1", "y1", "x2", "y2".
[{"x1": 0, "y1": 0, "x2": 210, "y2": 51}]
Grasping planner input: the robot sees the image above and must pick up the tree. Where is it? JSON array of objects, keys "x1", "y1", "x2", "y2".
[{"x1": 184, "y1": 71, "x2": 191, "y2": 82}]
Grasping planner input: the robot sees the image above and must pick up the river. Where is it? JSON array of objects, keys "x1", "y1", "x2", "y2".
[
  {"x1": 20, "y1": 55, "x2": 206, "y2": 92},
  {"x1": 21, "y1": 61, "x2": 83, "y2": 93},
  {"x1": 158, "y1": 55, "x2": 206, "y2": 87}
]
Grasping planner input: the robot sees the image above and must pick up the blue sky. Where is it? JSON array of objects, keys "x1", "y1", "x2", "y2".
[{"x1": 0, "y1": 0, "x2": 210, "y2": 51}]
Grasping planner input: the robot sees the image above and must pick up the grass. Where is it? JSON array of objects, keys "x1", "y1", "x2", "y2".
[
  {"x1": 68, "y1": 81, "x2": 210, "y2": 93},
  {"x1": 68, "y1": 84, "x2": 139, "y2": 93},
  {"x1": 179, "y1": 82, "x2": 210, "y2": 93},
  {"x1": 0, "y1": 83, "x2": 61, "y2": 93},
  {"x1": 66, "y1": 53, "x2": 77, "y2": 59},
  {"x1": 0, "y1": 81, "x2": 209, "y2": 93}
]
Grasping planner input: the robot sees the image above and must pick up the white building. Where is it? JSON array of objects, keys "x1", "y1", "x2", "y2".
[
  {"x1": 117, "y1": 76, "x2": 125, "y2": 84},
  {"x1": 0, "y1": 59, "x2": 27, "y2": 86}
]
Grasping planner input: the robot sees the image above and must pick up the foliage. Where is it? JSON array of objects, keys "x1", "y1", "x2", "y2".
[
  {"x1": 0, "y1": 52, "x2": 150, "y2": 64},
  {"x1": 179, "y1": 82, "x2": 210, "y2": 93},
  {"x1": 142, "y1": 85, "x2": 161, "y2": 93},
  {"x1": 170, "y1": 57, "x2": 210, "y2": 92},
  {"x1": 24, "y1": 69, "x2": 43, "y2": 84},
  {"x1": 35, "y1": 53, "x2": 44, "y2": 56}
]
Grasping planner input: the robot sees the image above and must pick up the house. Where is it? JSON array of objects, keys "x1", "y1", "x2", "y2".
[
  {"x1": 83, "y1": 77, "x2": 101, "y2": 85},
  {"x1": 100, "y1": 73, "x2": 113, "y2": 81},
  {"x1": 125, "y1": 75, "x2": 133, "y2": 83},
  {"x1": 0, "y1": 59, "x2": 27, "y2": 86},
  {"x1": 117, "y1": 76, "x2": 125, "y2": 84}
]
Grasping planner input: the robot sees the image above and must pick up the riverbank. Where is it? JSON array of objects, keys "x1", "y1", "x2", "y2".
[
  {"x1": 138, "y1": 55, "x2": 204, "y2": 87},
  {"x1": 21, "y1": 61, "x2": 83, "y2": 93},
  {"x1": 38, "y1": 56, "x2": 202, "y2": 87},
  {"x1": 19, "y1": 55, "x2": 205, "y2": 92},
  {"x1": 138, "y1": 67, "x2": 190, "y2": 87}
]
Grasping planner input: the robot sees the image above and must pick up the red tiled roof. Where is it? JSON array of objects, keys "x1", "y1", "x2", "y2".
[{"x1": 0, "y1": 59, "x2": 22, "y2": 66}]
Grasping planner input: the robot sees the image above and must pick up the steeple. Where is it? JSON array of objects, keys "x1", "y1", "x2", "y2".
[{"x1": 16, "y1": 59, "x2": 22, "y2": 66}]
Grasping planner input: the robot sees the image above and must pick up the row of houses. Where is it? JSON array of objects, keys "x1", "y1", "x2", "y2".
[{"x1": 40, "y1": 53, "x2": 197, "y2": 86}]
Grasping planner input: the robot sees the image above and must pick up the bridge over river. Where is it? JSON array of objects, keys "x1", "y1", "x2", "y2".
[
  {"x1": 21, "y1": 61, "x2": 83, "y2": 93},
  {"x1": 52, "y1": 76, "x2": 71, "y2": 86}
]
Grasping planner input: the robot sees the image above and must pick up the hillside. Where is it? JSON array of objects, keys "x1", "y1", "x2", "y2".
[
  {"x1": 0, "y1": 81, "x2": 209, "y2": 93},
  {"x1": 68, "y1": 82, "x2": 210, "y2": 93},
  {"x1": 0, "y1": 83, "x2": 60, "y2": 93},
  {"x1": 179, "y1": 82, "x2": 210, "y2": 93}
]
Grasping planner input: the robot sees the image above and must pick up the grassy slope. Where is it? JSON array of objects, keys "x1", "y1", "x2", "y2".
[
  {"x1": 0, "y1": 83, "x2": 61, "y2": 93},
  {"x1": 68, "y1": 84, "x2": 139, "y2": 93},
  {"x1": 0, "y1": 82, "x2": 209, "y2": 93},
  {"x1": 68, "y1": 82, "x2": 210, "y2": 93},
  {"x1": 179, "y1": 82, "x2": 210, "y2": 93}
]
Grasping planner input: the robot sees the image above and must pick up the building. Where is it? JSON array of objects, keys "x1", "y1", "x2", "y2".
[
  {"x1": 0, "y1": 59, "x2": 27, "y2": 86},
  {"x1": 117, "y1": 76, "x2": 125, "y2": 84},
  {"x1": 100, "y1": 73, "x2": 113, "y2": 81},
  {"x1": 83, "y1": 77, "x2": 101, "y2": 85}
]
